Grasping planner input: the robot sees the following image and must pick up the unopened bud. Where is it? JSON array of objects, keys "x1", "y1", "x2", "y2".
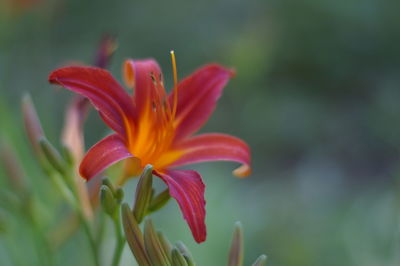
[
  {"x1": 0, "y1": 141, "x2": 27, "y2": 194},
  {"x1": 133, "y1": 164, "x2": 153, "y2": 223},
  {"x1": 157, "y1": 232, "x2": 172, "y2": 262},
  {"x1": 102, "y1": 178, "x2": 116, "y2": 194},
  {"x1": 21, "y1": 94, "x2": 45, "y2": 157},
  {"x1": 94, "y1": 35, "x2": 117, "y2": 69},
  {"x1": 100, "y1": 185, "x2": 116, "y2": 216},
  {"x1": 61, "y1": 144, "x2": 74, "y2": 166},
  {"x1": 176, "y1": 241, "x2": 195, "y2": 266},
  {"x1": 171, "y1": 248, "x2": 188, "y2": 266},
  {"x1": 143, "y1": 219, "x2": 171, "y2": 266},
  {"x1": 61, "y1": 96, "x2": 89, "y2": 164},
  {"x1": 115, "y1": 187, "x2": 124, "y2": 203},
  {"x1": 121, "y1": 203, "x2": 151, "y2": 266},
  {"x1": 148, "y1": 188, "x2": 170, "y2": 213},
  {"x1": 39, "y1": 138, "x2": 67, "y2": 175},
  {"x1": 252, "y1": 254, "x2": 268, "y2": 266},
  {"x1": 228, "y1": 221, "x2": 244, "y2": 266}
]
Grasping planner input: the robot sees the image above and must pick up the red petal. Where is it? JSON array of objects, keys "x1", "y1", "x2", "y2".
[
  {"x1": 154, "y1": 169, "x2": 206, "y2": 243},
  {"x1": 49, "y1": 66, "x2": 135, "y2": 137},
  {"x1": 169, "y1": 64, "x2": 234, "y2": 140},
  {"x1": 171, "y1": 133, "x2": 251, "y2": 178},
  {"x1": 80, "y1": 134, "x2": 133, "y2": 181},
  {"x1": 123, "y1": 59, "x2": 163, "y2": 116}
]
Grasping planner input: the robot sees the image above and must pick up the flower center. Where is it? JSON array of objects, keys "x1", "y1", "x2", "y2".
[{"x1": 127, "y1": 51, "x2": 182, "y2": 170}]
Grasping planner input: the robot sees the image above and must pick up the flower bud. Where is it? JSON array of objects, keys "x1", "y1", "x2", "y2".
[
  {"x1": 157, "y1": 232, "x2": 172, "y2": 262},
  {"x1": 228, "y1": 221, "x2": 244, "y2": 266},
  {"x1": 148, "y1": 188, "x2": 170, "y2": 213},
  {"x1": 94, "y1": 34, "x2": 117, "y2": 69},
  {"x1": 0, "y1": 141, "x2": 27, "y2": 194},
  {"x1": 114, "y1": 187, "x2": 124, "y2": 204},
  {"x1": 61, "y1": 96, "x2": 89, "y2": 164},
  {"x1": 176, "y1": 241, "x2": 195, "y2": 266},
  {"x1": 39, "y1": 137, "x2": 67, "y2": 175},
  {"x1": 100, "y1": 185, "x2": 116, "y2": 216},
  {"x1": 121, "y1": 203, "x2": 151, "y2": 266},
  {"x1": 21, "y1": 94, "x2": 44, "y2": 157},
  {"x1": 61, "y1": 144, "x2": 74, "y2": 167},
  {"x1": 143, "y1": 219, "x2": 171, "y2": 266},
  {"x1": 252, "y1": 254, "x2": 268, "y2": 266},
  {"x1": 171, "y1": 248, "x2": 188, "y2": 266},
  {"x1": 133, "y1": 164, "x2": 153, "y2": 223},
  {"x1": 102, "y1": 178, "x2": 116, "y2": 195}
]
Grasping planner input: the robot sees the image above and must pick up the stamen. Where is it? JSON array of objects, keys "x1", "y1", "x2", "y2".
[{"x1": 170, "y1": 50, "x2": 178, "y2": 118}]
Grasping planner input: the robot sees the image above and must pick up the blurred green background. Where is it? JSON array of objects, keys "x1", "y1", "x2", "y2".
[{"x1": 1, "y1": 0, "x2": 400, "y2": 265}]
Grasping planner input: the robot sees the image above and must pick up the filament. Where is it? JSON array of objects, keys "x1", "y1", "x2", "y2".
[{"x1": 170, "y1": 50, "x2": 178, "y2": 119}]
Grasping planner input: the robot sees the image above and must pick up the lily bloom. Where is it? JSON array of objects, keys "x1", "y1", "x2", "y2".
[{"x1": 48, "y1": 53, "x2": 251, "y2": 243}]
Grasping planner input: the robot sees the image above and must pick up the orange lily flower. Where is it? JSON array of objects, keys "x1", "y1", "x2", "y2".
[{"x1": 49, "y1": 52, "x2": 251, "y2": 243}]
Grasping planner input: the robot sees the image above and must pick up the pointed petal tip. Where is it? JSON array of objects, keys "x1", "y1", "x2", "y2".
[
  {"x1": 233, "y1": 164, "x2": 252, "y2": 178},
  {"x1": 154, "y1": 170, "x2": 207, "y2": 244},
  {"x1": 79, "y1": 166, "x2": 91, "y2": 181},
  {"x1": 123, "y1": 59, "x2": 135, "y2": 89},
  {"x1": 204, "y1": 63, "x2": 236, "y2": 77},
  {"x1": 48, "y1": 68, "x2": 62, "y2": 84},
  {"x1": 194, "y1": 234, "x2": 206, "y2": 243}
]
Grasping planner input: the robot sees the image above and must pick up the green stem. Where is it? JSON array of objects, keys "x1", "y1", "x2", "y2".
[
  {"x1": 64, "y1": 170, "x2": 100, "y2": 266},
  {"x1": 26, "y1": 197, "x2": 54, "y2": 266},
  {"x1": 96, "y1": 212, "x2": 106, "y2": 247},
  {"x1": 111, "y1": 209, "x2": 125, "y2": 266},
  {"x1": 81, "y1": 216, "x2": 101, "y2": 266}
]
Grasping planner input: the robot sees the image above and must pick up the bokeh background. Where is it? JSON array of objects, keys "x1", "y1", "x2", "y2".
[{"x1": 1, "y1": 0, "x2": 400, "y2": 265}]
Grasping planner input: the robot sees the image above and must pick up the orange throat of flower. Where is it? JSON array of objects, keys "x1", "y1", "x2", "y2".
[{"x1": 124, "y1": 51, "x2": 183, "y2": 175}]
